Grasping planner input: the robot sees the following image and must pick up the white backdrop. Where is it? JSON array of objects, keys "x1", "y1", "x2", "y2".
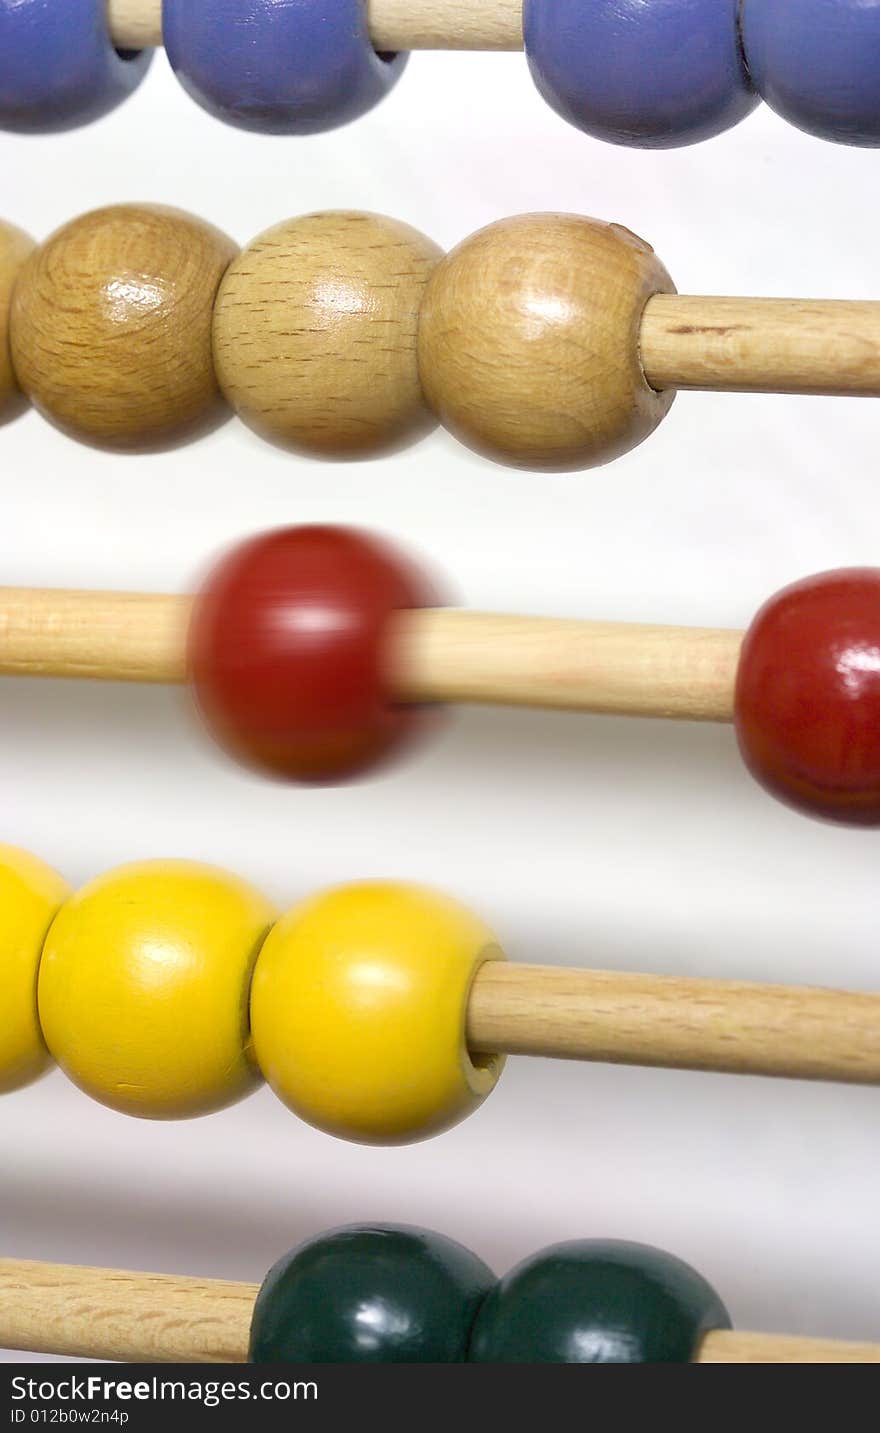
[{"x1": 2, "y1": 48, "x2": 880, "y2": 1360}]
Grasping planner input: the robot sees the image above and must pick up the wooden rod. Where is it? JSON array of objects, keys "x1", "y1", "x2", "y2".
[
  {"x1": 697, "y1": 1330, "x2": 880, "y2": 1365},
  {"x1": 396, "y1": 611, "x2": 740, "y2": 720},
  {"x1": 1, "y1": 1259, "x2": 877, "y2": 1363},
  {"x1": 641, "y1": 295, "x2": 880, "y2": 396},
  {"x1": 0, "y1": 1260, "x2": 257, "y2": 1364},
  {"x1": 107, "y1": 0, "x2": 525, "y2": 52},
  {"x1": 0, "y1": 589, "x2": 742, "y2": 722},
  {"x1": 467, "y1": 962, "x2": 880, "y2": 1086},
  {"x1": 0, "y1": 590, "x2": 190, "y2": 684}
]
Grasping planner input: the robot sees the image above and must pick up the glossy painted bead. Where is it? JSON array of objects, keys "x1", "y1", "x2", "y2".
[
  {"x1": 0, "y1": 0, "x2": 151, "y2": 134},
  {"x1": 418, "y1": 214, "x2": 676, "y2": 471},
  {"x1": 213, "y1": 212, "x2": 442, "y2": 457},
  {"x1": 250, "y1": 881, "x2": 505, "y2": 1144},
  {"x1": 470, "y1": 1240, "x2": 730, "y2": 1363},
  {"x1": 164, "y1": 0, "x2": 406, "y2": 135},
  {"x1": 0, "y1": 222, "x2": 34, "y2": 421},
  {"x1": 251, "y1": 1225, "x2": 494, "y2": 1362},
  {"x1": 38, "y1": 860, "x2": 276, "y2": 1118},
  {"x1": 10, "y1": 205, "x2": 236, "y2": 450},
  {"x1": 525, "y1": 0, "x2": 756, "y2": 149},
  {"x1": 742, "y1": 0, "x2": 880, "y2": 147},
  {"x1": 735, "y1": 569, "x2": 880, "y2": 824},
  {"x1": 0, "y1": 846, "x2": 70, "y2": 1093},
  {"x1": 189, "y1": 525, "x2": 440, "y2": 782}
]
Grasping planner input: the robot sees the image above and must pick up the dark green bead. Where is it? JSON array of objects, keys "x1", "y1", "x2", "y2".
[
  {"x1": 469, "y1": 1239, "x2": 730, "y2": 1364},
  {"x1": 250, "y1": 1224, "x2": 495, "y2": 1363}
]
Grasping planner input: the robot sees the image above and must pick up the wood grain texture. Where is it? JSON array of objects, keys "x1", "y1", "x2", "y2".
[
  {"x1": 468, "y1": 962, "x2": 880, "y2": 1084},
  {"x1": 699, "y1": 1329, "x2": 880, "y2": 1364},
  {"x1": 418, "y1": 214, "x2": 676, "y2": 470},
  {"x1": 1, "y1": 1258, "x2": 877, "y2": 1362},
  {"x1": 0, "y1": 1260, "x2": 257, "y2": 1363},
  {"x1": 107, "y1": 0, "x2": 524, "y2": 51},
  {"x1": 10, "y1": 205, "x2": 236, "y2": 450},
  {"x1": 395, "y1": 611, "x2": 740, "y2": 719},
  {"x1": 0, "y1": 590, "x2": 741, "y2": 721},
  {"x1": 0, "y1": 221, "x2": 34, "y2": 419},
  {"x1": 0, "y1": 589, "x2": 189, "y2": 682},
  {"x1": 642, "y1": 294, "x2": 880, "y2": 395},
  {"x1": 213, "y1": 212, "x2": 441, "y2": 457}
]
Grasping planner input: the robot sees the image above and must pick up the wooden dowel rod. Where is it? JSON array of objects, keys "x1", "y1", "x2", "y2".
[
  {"x1": 0, "y1": 590, "x2": 191, "y2": 684},
  {"x1": 1, "y1": 1259, "x2": 877, "y2": 1363},
  {"x1": 0, "y1": 1260, "x2": 257, "y2": 1364},
  {"x1": 106, "y1": 0, "x2": 525, "y2": 52},
  {"x1": 0, "y1": 589, "x2": 743, "y2": 721},
  {"x1": 467, "y1": 963, "x2": 880, "y2": 1086},
  {"x1": 396, "y1": 611, "x2": 740, "y2": 720},
  {"x1": 697, "y1": 1330, "x2": 880, "y2": 1365},
  {"x1": 641, "y1": 295, "x2": 880, "y2": 396}
]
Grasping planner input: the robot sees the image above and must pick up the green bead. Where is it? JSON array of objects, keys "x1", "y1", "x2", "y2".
[
  {"x1": 469, "y1": 1240, "x2": 730, "y2": 1363},
  {"x1": 250, "y1": 1224, "x2": 495, "y2": 1363}
]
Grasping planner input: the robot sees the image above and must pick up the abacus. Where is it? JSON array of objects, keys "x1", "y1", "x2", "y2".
[
  {"x1": 2, "y1": 205, "x2": 880, "y2": 470},
  {"x1": 3, "y1": 0, "x2": 878, "y2": 1375},
  {"x1": 3, "y1": 524, "x2": 880, "y2": 825},
  {"x1": 2, "y1": 1, "x2": 879, "y2": 147},
  {"x1": 3, "y1": 1226, "x2": 880, "y2": 1364},
  {"x1": 4, "y1": 845, "x2": 880, "y2": 1150}
]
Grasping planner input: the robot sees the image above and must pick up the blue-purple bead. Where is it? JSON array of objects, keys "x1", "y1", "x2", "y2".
[
  {"x1": 0, "y1": 0, "x2": 152, "y2": 134},
  {"x1": 524, "y1": 0, "x2": 758, "y2": 149},
  {"x1": 163, "y1": 0, "x2": 407, "y2": 136},
  {"x1": 742, "y1": 0, "x2": 880, "y2": 147}
]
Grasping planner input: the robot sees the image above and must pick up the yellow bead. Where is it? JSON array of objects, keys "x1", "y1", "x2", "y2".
[
  {"x1": 250, "y1": 881, "x2": 506, "y2": 1145},
  {"x1": 38, "y1": 860, "x2": 276, "y2": 1119},
  {"x1": 0, "y1": 846, "x2": 70, "y2": 1093}
]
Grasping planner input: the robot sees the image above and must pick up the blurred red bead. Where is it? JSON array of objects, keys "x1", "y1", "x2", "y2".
[
  {"x1": 735, "y1": 569, "x2": 880, "y2": 824},
  {"x1": 188, "y1": 525, "x2": 441, "y2": 782}
]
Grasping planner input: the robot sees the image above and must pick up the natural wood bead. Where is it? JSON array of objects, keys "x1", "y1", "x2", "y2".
[
  {"x1": 418, "y1": 213, "x2": 676, "y2": 471},
  {"x1": 0, "y1": 222, "x2": 34, "y2": 420},
  {"x1": 213, "y1": 212, "x2": 442, "y2": 457},
  {"x1": 10, "y1": 205, "x2": 237, "y2": 450}
]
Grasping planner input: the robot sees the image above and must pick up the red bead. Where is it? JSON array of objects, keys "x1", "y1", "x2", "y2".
[
  {"x1": 735, "y1": 569, "x2": 880, "y2": 824},
  {"x1": 188, "y1": 526, "x2": 441, "y2": 782}
]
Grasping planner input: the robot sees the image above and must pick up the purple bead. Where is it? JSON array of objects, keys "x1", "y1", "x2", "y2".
[
  {"x1": 524, "y1": 0, "x2": 758, "y2": 148},
  {"x1": 163, "y1": 0, "x2": 407, "y2": 135},
  {"x1": 742, "y1": 0, "x2": 880, "y2": 147},
  {"x1": 0, "y1": 0, "x2": 152, "y2": 133}
]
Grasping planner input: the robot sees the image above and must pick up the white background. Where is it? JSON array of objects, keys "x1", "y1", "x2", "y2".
[{"x1": 2, "y1": 47, "x2": 880, "y2": 1360}]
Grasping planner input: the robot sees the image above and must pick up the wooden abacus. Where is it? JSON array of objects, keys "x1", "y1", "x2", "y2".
[
  {"x1": 2, "y1": 206, "x2": 880, "y2": 470},
  {"x1": 2, "y1": 524, "x2": 880, "y2": 824}
]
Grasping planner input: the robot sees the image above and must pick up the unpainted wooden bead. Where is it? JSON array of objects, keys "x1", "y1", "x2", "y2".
[
  {"x1": 10, "y1": 204, "x2": 237, "y2": 450},
  {"x1": 418, "y1": 213, "x2": 676, "y2": 471},
  {"x1": 0, "y1": 221, "x2": 34, "y2": 419},
  {"x1": 213, "y1": 211, "x2": 441, "y2": 457}
]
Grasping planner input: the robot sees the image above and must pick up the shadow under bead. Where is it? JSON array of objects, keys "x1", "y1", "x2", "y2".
[{"x1": 9, "y1": 205, "x2": 237, "y2": 451}]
